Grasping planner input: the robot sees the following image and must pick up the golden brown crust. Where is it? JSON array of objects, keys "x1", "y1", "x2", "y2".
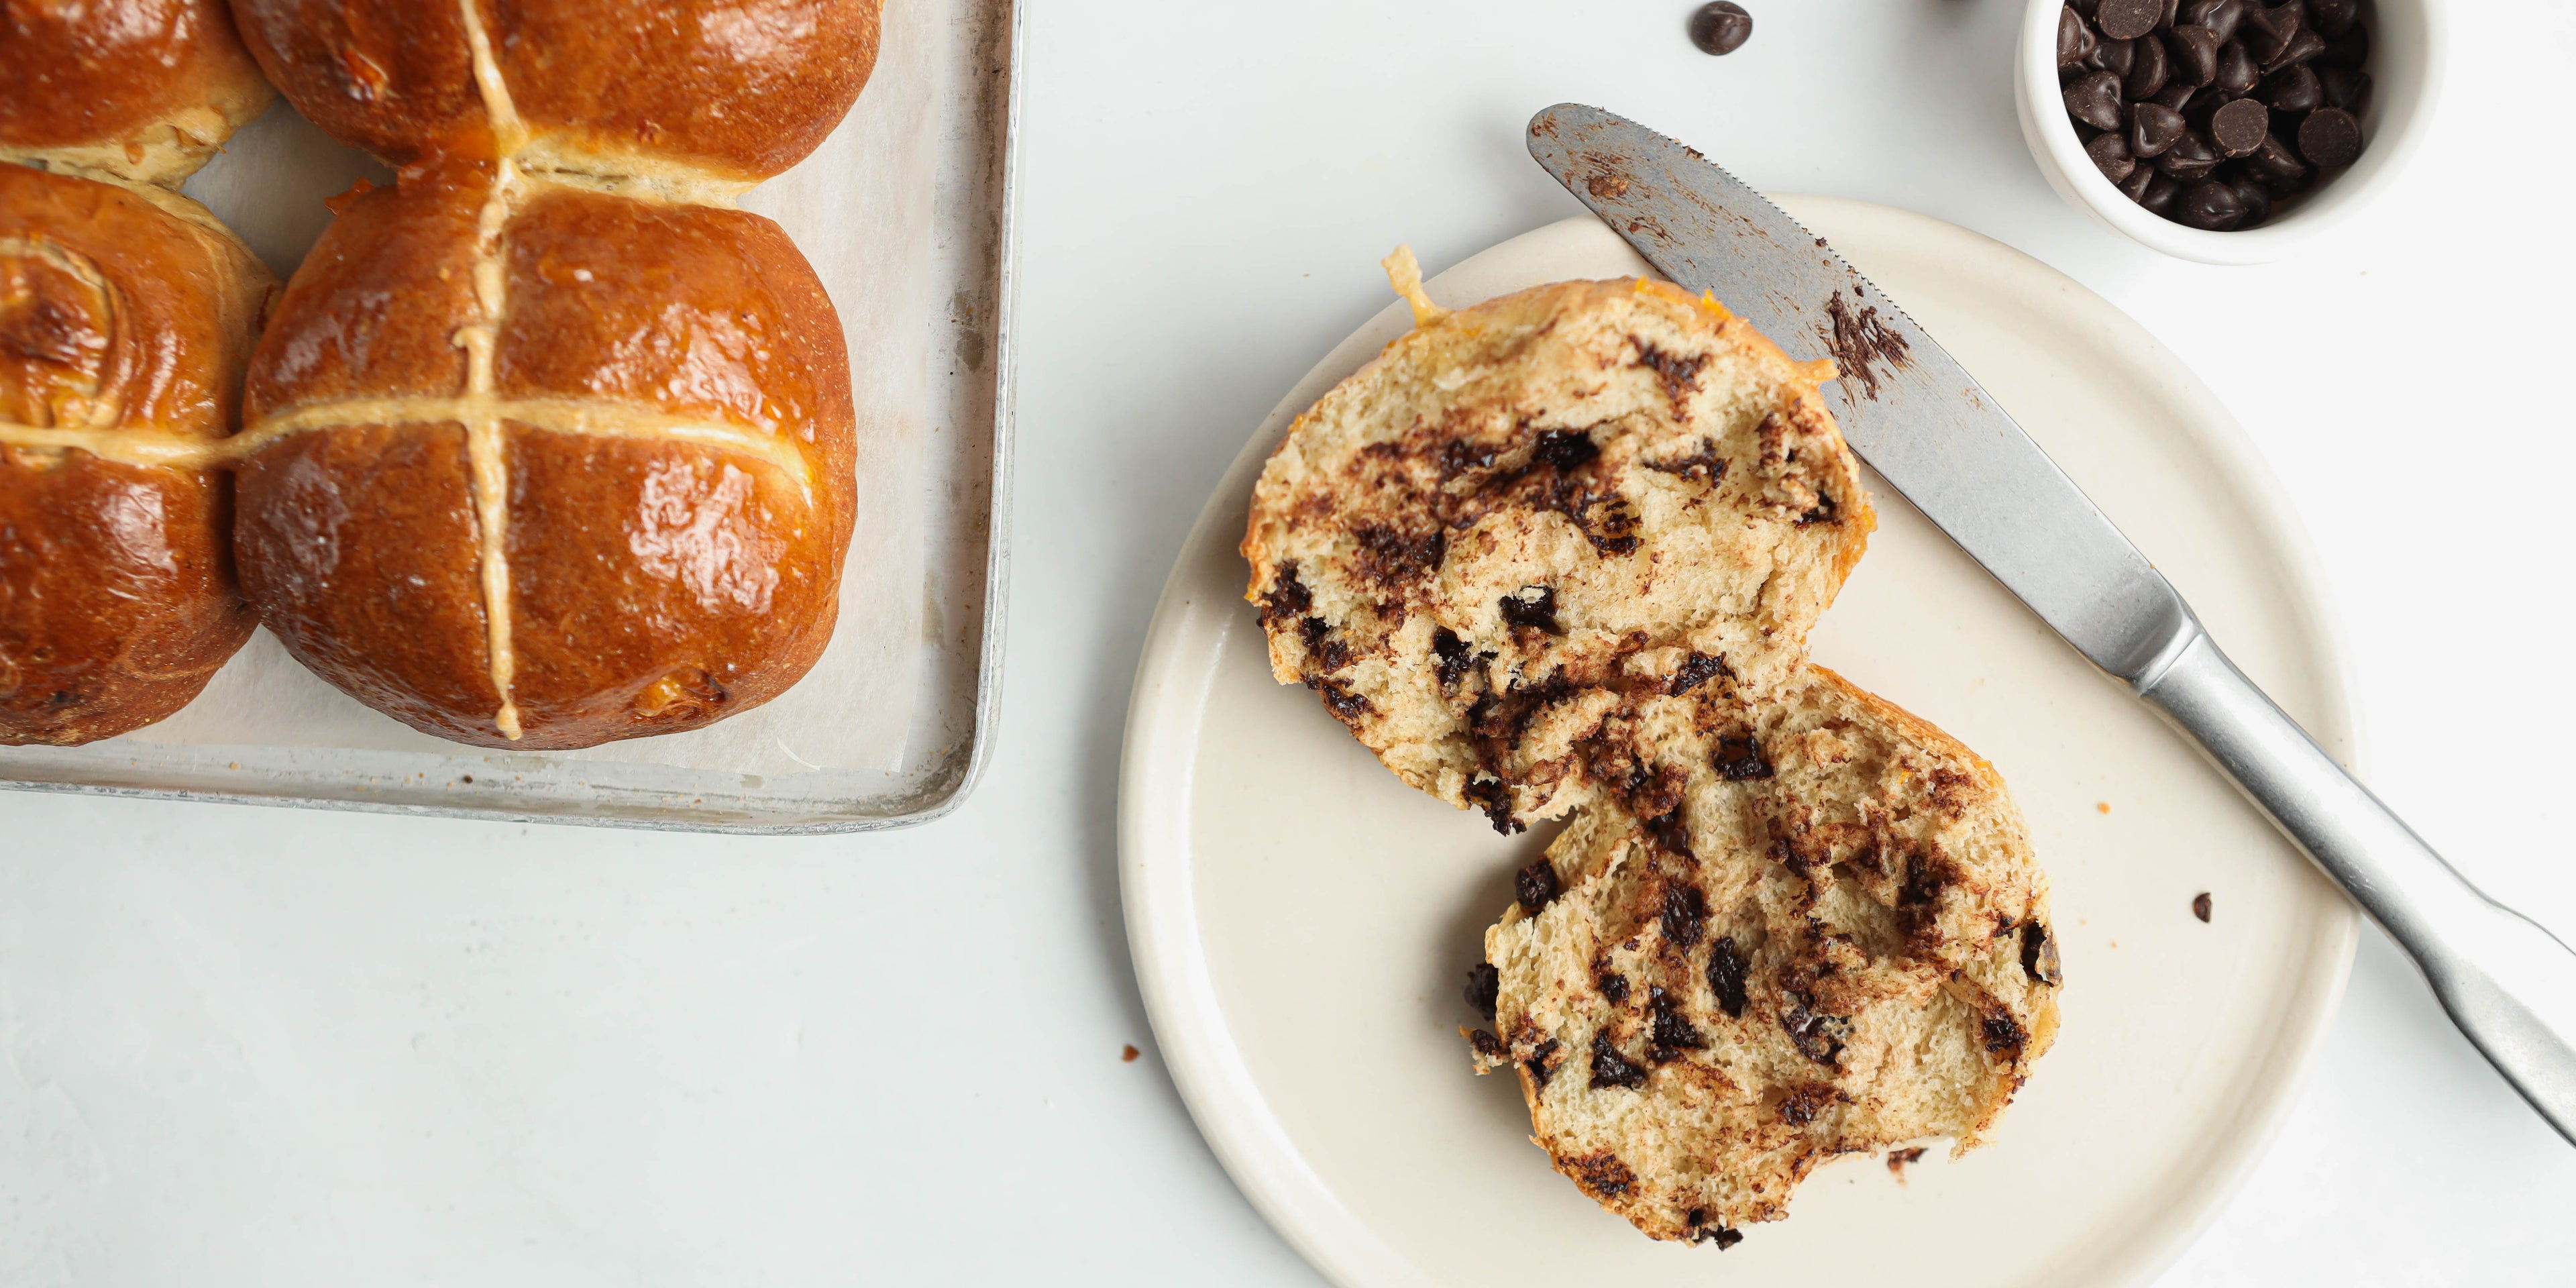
[
  {"x1": 234, "y1": 164, "x2": 855, "y2": 749},
  {"x1": 229, "y1": 0, "x2": 880, "y2": 180},
  {"x1": 0, "y1": 165, "x2": 274, "y2": 745},
  {"x1": 0, "y1": 0, "x2": 274, "y2": 186}
]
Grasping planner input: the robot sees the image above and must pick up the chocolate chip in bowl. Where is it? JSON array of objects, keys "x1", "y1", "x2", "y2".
[{"x1": 2019, "y1": 0, "x2": 2444, "y2": 262}]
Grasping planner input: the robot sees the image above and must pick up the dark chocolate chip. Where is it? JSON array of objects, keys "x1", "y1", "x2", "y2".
[
  {"x1": 1707, "y1": 936, "x2": 1750, "y2": 1018},
  {"x1": 2297, "y1": 106, "x2": 2361, "y2": 166},
  {"x1": 2182, "y1": 0, "x2": 2243, "y2": 42},
  {"x1": 2125, "y1": 32, "x2": 2171, "y2": 99},
  {"x1": 2153, "y1": 127, "x2": 2220, "y2": 179},
  {"x1": 2095, "y1": 0, "x2": 2161, "y2": 40},
  {"x1": 2064, "y1": 69, "x2": 2126, "y2": 131},
  {"x1": 2165, "y1": 24, "x2": 2221, "y2": 87},
  {"x1": 1669, "y1": 651, "x2": 1729, "y2": 696},
  {"x1": 1431, "y1": 627, "x2": 1474, "y2": 691},
  {"x1": 1982, "y1": 1012, "x2": 2028, "y2": 1055},
  {"x1": 2226, "y1": 170, "x2": 2273, "y2": 227},
  {"x1": 2315, "y1": 19, "x2": 2366, "y2": 68},
  {"x1": 2243, "y1": 129, "x2": 2310, "y2": 184},
  {"x1": 2243, "y1": 0, "x2": 2300, "y2": 50},
  {"x1": 1712, "y1": 734, "x2": 1772, "y2": 782},
  {"x1": 1497, "y1": 584, "x2": 1560, "y2": 635},
  {"x1": 1781, "y1": 999, "x2": 1847, "y2": 1066},
  {"x1": 2130, "y1": 101, "x2": 2187, "y2": 156},
  {"x1": 1688, "y1": 1, "x2": 1754, "y2": 55},
  {"x1": 2139, "y1": 170, "x2": 2184, "y2": 214},
  {"x1": 1530, "y1": 427, "x2": 1599, "y2": 472},
  {"x1": 1590, "y1": 1034, "x2": 1649, "y2": 1089},
  {"x1": 2021, "y1": 921, "x2": 2064, "y2": 985},
  {"x1": 1462, "y1": 775, "x2": 1524, "y2": 836},
  {"x1": 1599, "y1": 969, "x2": 1631, "y2": 1004},
  {"x1": 1525, "y1": 1037, "x2": 1561, "y2": 1087},
  {"x1": 1660, "y1": 881, "x2": 1709, "y2": 949},
  {"x1": 2084, "y1": 129, "x2": 2136, "y2": 182},
  {"x1": 1467, "y1": 1027, "x2": 1504, "y2": 1057},
  {"x1": 2174, "y1": 177, "x2": 2247, "y2": 228},
  {"x1": 2306, "y1": 0, "x2": 2357, "y2": 38},
  {"x1": 1648, "y1": 985, "x2": 1707, "y2": 1059},
  {"x1": 2193, "y1": 890, "x2": 2214, "y2": 922},
  {"x1": 2316, "y1": 65, "x2": 2370, "y2": 114},
  {"x1": 2214, "y1": 38, "x2": 2261, "y2": 94},
  {"x1": 1465, "y1": 962, "x2": 1500, "y2": 1019},
  {"x1": 2151, "y1": 79, "x2": 2196, "y2": 111},
  {"x1": 2087, "y1": 34, "x2": 2136, "y2": 78},
  {"x1": 2118, "y1": 160, "x2": 2157, "y2": 201},
  {"x1": 1515, "y1": 857, "x2": 1562, "y2": 914},
  {"x1": 2261, "y1": 25, "x2": 2326, "y2": 72},
  {"x1": 2210, "y1": 97, "x2": 2269, "y2": 155},
  {"x1": 2057, "y1": 4, "x2": 2098, "y2": 66},
  {"x1": 2261, "y1": 62, "x2": 2322, "y2": 113}
]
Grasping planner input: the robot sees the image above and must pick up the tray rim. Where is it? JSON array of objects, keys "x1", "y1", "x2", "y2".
[
  {"x1": 0, "y1": 0, "x2": 1026, "y2": 837},
  {"x1": 1119, "y1": 203, "x2": 2365, "y2": 1287}
]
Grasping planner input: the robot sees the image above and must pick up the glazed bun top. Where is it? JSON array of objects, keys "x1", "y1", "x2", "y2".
[
  {"x1": 229, "y1": 0, "x2": 883, "y2": 186},
  {"x1": 0, "y1": 0, "x2": 277, "y2": 186}
]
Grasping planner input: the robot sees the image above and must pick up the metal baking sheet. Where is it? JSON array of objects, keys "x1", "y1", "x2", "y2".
[{"x1": 0, "y1": 0, "x2": 1020, "y2": 835}]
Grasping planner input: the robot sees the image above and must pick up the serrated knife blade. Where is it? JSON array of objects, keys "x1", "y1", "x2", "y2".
[{"x1": 1526, "y1": 101, "x2": 2576, "y2": 1148}]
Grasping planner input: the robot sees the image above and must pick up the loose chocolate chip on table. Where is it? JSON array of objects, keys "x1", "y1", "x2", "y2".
[
  {"x1": 2057, "y1": 4, "x2": 2098, "y2": 66},
  {"x1": 2262, "y1": 62, "x2": 2322, "y2": 114},
  {"x1": 2316, "y1": 22, "x2": 2366, "y2": 69},
  {"x1": 2125, "y1": 31, "x2": 2169, "y2": 98},
  {"x1": 2175, "y1": 177, "x2": 2247, "y2": 229},
  {"x1": 2193, "y1": 891, "x2": 2214, "y2": 922},
  {"x1": 2182, "y1": 0, "x2": 2242, "y2": 42},
  {"x1": 2316, "y1": 65, "x2": 2370, "y2": 114},
  {"x1": 2130, "y1": 101, "x2": 2186, "y2": 156},
  {"x1": 2139, "y1": 170, "x2": 2184, "y2": 214},
  {"x1": 2307, "y1": 0, "x2": 2357, "y2": 37},
  {"x1": 2086, "y1": 130, "x2": 2136, "y2": 182},
  {"x1": 1688, "y1": 1, "x2": 1754, "y2": 55},
  {"x1": 1515, "y1": 857, "x2": 1562, "y2": 913},
  {"x1": 2261, "y1": 25, "x2": 2325, "y2": 74},
  {"x1": 2226, "y1": 172, "x2": 2273, "y2": 227},
  {"x1": 1465, "y1": 962, "x2": 1500, "y2": 1019},
  {"x1": 2154, "y1": 128, "x2": 2220, "y2": 180},
  {"x1": 2213, "y1": 38, "x2": 2259, "y2": 95},
  {"x1": 2297, "y1": 106, "x2": 2363, "y2": 167},
  {"x1": 2210, "y1": 97, "x2": 2270, "y2": 156},
  {"x1": 2165, "y1": 23, "x2": 2220, "y2": 87},
  {"x1": 2065, "y1": 69, "x2": 2126, "y2": 131},
  {"x1": 2095, "y1": 0, "x2": 2161, "y2": 41}
]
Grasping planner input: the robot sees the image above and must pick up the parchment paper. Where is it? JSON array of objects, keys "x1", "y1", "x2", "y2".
[{"x1": 150, "y1": 2, "x2": 941, "y2": 777}]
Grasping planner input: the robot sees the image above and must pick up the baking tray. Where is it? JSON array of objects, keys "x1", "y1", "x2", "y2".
[{"x1": 0, "y1": 0, "x2": 1021, "y2": 835}]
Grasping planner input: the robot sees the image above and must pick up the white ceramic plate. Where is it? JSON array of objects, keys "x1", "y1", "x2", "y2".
[{"x1": 1120, "y1": 201, "x2": 2359, "y2": 1288}]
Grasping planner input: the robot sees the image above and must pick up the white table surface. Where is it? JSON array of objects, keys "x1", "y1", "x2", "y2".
[{"x1": 7, "y1": 2, "x2": 2573, "y2": 1283}]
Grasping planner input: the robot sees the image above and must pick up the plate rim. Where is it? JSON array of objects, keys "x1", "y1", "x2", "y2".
[{"x1": 1120, "y1": 201, "x2": 2363, "y2": 1288}]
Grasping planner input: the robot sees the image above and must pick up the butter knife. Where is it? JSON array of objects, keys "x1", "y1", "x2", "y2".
[{"x1": 1526, "y1": 101, "x2": 2576, "y2": 1145}]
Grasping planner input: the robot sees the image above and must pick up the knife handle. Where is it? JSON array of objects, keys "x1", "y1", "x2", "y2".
[{"x1": 2139, "y1": 631, "x2": 2576, "y2": 1146}]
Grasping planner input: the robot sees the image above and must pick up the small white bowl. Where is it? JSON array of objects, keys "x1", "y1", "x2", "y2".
[{"x1": 2016, "y1": 0, "x2": 2445, "y2": 264}]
